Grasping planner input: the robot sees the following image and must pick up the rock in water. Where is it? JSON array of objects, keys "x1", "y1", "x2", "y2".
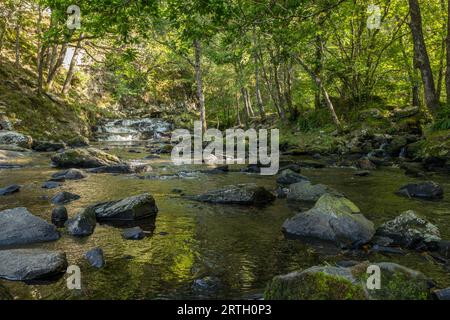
[
  {"x1": 376, "y1": 210, "x2": 441, "y2": 249},
  {"x1": 0, "y1": 207, "x2": 60, "y2": 247},
  {"x1": 51, "y1": 206, "x2": 68, "y2": 227},
  {"x1": 0, "y1": 249, "x2": 67, "y2": 281},
  {"x1": 65, "y1": 209, "x2": 97, "y2": 237},
  {"x1": 87, "y1": 163, "x2": 151, "y2": 174},
  {"x1": 282, "y1": 194, "x2": 374, "y2": 246},
  {"x1": 88, "y1": 193, "x2": 158, "y2": 221},
  {"x1": 122, "y1": 227, "x2": 145, "y2": 240},
  {"x1": 67, "y1": 136, "x2": 90, "y2": 148},
  {"x1": 0, "y1": 184, "x2": 20, "y2": 196},
  {"x1": 276, "y1": 169, "x2": 309, "y2": 186},
  {"x1": 264, "y1": 261, "x2": 432, "y2": 300},
  {"x1": 51, "y1": 169, "x2": 86, "y2": 181},
  {"x1": 85, "y1": 248, "x2": 105, "y2": 268},
  {"x1": 51, "y1": 148, "x2": 122, "y2": 168},
  {"x1": 0, "y1": 131, "x2": 32, "y2": 149},
  {"x1": 396, "y1": 181, "x2": 444, "y2": 200},
  {"x1": 42, "y1": 181, "x2": 61, "y2": 189},
  {"x1": 287, "y1": 181, "x2": 340, "y2": 203},
  {"x1": 32, "y1": 141, "x2": 66, "y2": 152},
  {"x1": 434, "y1": 288, "x2": 450, "y2": 300},
  {"x1": 51, "y1": 191, "x2": 80, "y2": 205},
  {"x1": 192, "y1": 184, "x2": 276, "y2": 206}
]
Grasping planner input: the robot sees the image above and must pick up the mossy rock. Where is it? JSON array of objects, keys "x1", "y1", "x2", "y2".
[
  {"x1": 67, "y1": 136, "x2": 90, "y2": 148},
  {"x1": 51, "y1": 148, "x2": 122, "y2": 168},
  {"x1": 265, "y1": 262, "x2": 433, "y2": 300},
  {"x1": 352, "y1": 262, "x2": 432, "y2": 300},
  {"x1": 264, "y1": 266, "x2": 367, "y2": 300},
  {"x1": 0, "y1": 283, "x2": 13, "y2": 300}
]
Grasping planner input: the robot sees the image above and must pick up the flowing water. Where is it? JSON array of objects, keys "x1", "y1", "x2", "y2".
[{"x1": 0, "y1": 142, "x2": 449, "y2": 300}]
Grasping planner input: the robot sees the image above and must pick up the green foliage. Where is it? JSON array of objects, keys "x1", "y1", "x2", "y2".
[{"x1": 433, "y1": 106, "x2": 450, "y2": 131}]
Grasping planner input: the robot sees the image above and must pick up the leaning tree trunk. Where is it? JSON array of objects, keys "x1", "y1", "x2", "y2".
[
  {"x1": 193, "y1": 39, "x2": 207, "y2": 132},
  {"x1": 14, "y1": 22, "x2": 20, "y2": 67},
  {"x1": 47, "y1": 42, "x2": 68, "y2": 88},
  {"x1": 296, "y1": 56, "x2": 341, "y2": 131},
  {"x1": 446, "y1": 0, "x2": 450, "y2": 106},
  {"x1": 62, "y1": 35, "x2": 83, "y2": 95},
  {"x1": 408, "y1": 0, "x2": 439, "y2": 114}
]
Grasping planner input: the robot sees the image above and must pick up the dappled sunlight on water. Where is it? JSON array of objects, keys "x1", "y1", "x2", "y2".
[{"x1": 0, "y1": 145, "x2": 449, "y2": 299}]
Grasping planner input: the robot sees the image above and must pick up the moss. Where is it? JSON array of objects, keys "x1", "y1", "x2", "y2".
[{"x1": 264, "y1": 270, "x2": 366, "y2": 300}]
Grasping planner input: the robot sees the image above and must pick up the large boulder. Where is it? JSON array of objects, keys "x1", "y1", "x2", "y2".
[
  {"x1": 87, "y1": 193, "x2": 158, "y2": 222},
  {"x1": 396, "y1": 181, "x2": 444, "y2": 200},
  {"x1": 0, "y1": 207, "x2": 60, "y2": 247},
  {"x1": 376, "y1": 210, "x2": 441, "y2": 249},
  {"x1": 0, "y1": 131, "x2": 32, "y2": 149},
  {"x1": 282, "y1": 194, "x2": 375, "y2": 246},
  {"x1": 51, "y1": 148, "x2": 122, "y2": 168},
  {"x1": 65, "y1": 209, "x2": 97, "y2": 237},
  {"x1": 0, "y1": 249, "x2": 67, "y2": 281},
  {"x1": 192, "y1": 184, "x2": 276, "y2": 206},
  {"x1": 287, "y1": 181, "x2": 340, "y2": 203},
  {"x1": 265, "y1": 261, "x2": 432, "y2": 300}
]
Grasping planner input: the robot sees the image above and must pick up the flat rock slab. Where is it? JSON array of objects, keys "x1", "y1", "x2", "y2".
[
  {"x1": 0, "y1": 207, "x2": 60, "y2": 247},
  {"x1": 51, "y1": 191, "x2": 80, "y2": 205},
  {"x1": 397, "y1": 181, "x2": 444, "y2": 200},
  {"x1": 0, "y1": 249, "x2": 67, "y2": 281},
  {"x1": 89, "y1": 193, "x2": 158, "y2": 221},
  {"x1": 0, "y1": 184, "x2": 20, "y2": 196},
  {"x1": 191, "y1": 184, "x2": 276, "y2": 206}
]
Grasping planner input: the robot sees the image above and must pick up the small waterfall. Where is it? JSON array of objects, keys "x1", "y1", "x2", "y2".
[{"x1": 95, "y1": 118, "x2": 173, "y2": 142}]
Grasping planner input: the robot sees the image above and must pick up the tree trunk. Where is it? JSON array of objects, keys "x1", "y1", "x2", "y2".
[
  {"x1": 36, "y1": 5, "x2": 44, "y2": 93},
  {"x1": 296, "y1": 56, "x2": 341, "y2": 130},
  {"x1": 62, "y1": 36, "x2": 83, "y2": 95},
  {"x1": 14, "y1": 22, "x2": 20, "y2": 67},
  {"x1": 235, "y1": 93, "x2": 242, "y2": 126},
  {"x1": 193, "y1": 39, "x2": 207, "y2": 132},
  {"x1": 253, "y1": 27, "x2": 265, "y2": 120},
  {"x1": 446, "y1": 0, "x2": 450, "y2": 106},
  {"x1": 408, "y1": 0, "x2": 439, "y2": 114},
  {"x1": 47, "y1": 42, "x2": 68, "y2": 88},
  {"x1": 314, "y1": 35, "x2": 324, "y2": 110}
]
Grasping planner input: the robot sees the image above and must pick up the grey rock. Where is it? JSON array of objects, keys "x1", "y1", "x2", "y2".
[
  {"x1": 192, "y1": 184, "x2": 276, "y2": 206},
  {"x1": 51, "y1": 191, "x2": 80, "y2": 205},
  {"x1": 122, "y1": 227, "x2": 145, "y2": 240},
  {"x1": 32, "y1": 141, "x2": 66, "y2": 152},
  {"x1": 276, "y1": 169, "x2": 309, "y2": 186},
  {"x1": 376, "y1": 210, "x2": 441, "y2": 249},
  {"x1": 51, "y1": 206, "x2": 68, "y2": 227},
  {"x1": 0, "y1": 184, "x2": 20, "y2": 196},
  {"x1": 51, "y1": 169, "x2": 86, "y2": 181},
  {"x1": 87, "y1": 163, "x2": 151, "y2": 174},
  {"x1": 88, "y1": 193, "x2": 158, "y2": 221},
  {"x1": 397, "y1": 181, "x2": 444, "y2": 200},
  {"x1": 67, "y1": 136, "x2": 90, "y2": 148},
  {"x1": 283, "y1": 194, "x2": 375, "y2": 246},
  {"x1": 42, "y1": 181, "x2": 61, "y2": 189},
  {"x1": 85, "y1": 247, "x2": 105, "y2": 268},
  {"x1": 287, "y1": 181, "x2": 340, "y2": 203},
  {"x1": 434, "y1": 288, "x2": 450, "y2": 300},
  {"x1": 0, "y1": 131, "x2": 32, "y2": 149},
  {"x1": 0, "y1": 249, "x2": 67, "y2": 281},
  {"x1": 65, "y1": 209, "x2": 96, "y2": 237},
  {"x1": 0, "y1": 207, "x2": 60, "y2": 247}
]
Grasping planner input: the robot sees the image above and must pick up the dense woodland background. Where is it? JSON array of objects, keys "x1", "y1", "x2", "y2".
[{"x1": 0, "y1": 0, "x2": 449, "y2": 156}]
